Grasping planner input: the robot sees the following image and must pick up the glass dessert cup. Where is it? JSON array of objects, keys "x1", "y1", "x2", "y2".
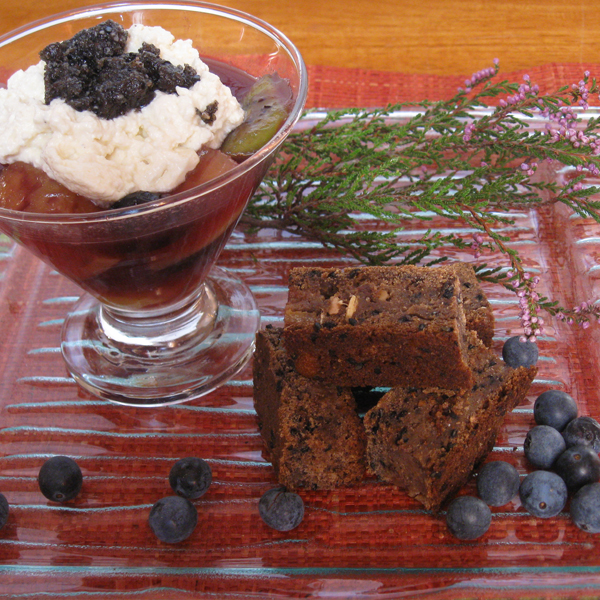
[{"x1": 0, "y1": 1, "x2": 308, "y2": 406}]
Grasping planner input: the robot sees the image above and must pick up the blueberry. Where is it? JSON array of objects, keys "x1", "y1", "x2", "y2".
[
  {"x1": 148, "y1": 496, "x2": 198, "y2": 544},
  {"x1": 571, "y1": 482, "x2": 600, "y2": 533},
  {"x1": 502, "y1": 336, "x2": 539, "y2": 368},
  {"x1": 477, "y1": 461, "x2": 520, "y2": 506},
  {"x1": 0, "y1": 493, "x2": 8, "y2": 530},
  {"x1": 534, "y1": 390, "x2": 578, "y2": 431},
  {"x1": 258, "y1": 487, "x2": 304, "y2": 532},
  {"x1": 524, "y1": 425, "x2": 566, "y2": 469},
  {"x1": 563, "y1": 417, "x2": 600, "y2": 452},
  {"x1": 519, "y1": 470, "x2": 567, "y2": 518},
  {"x1": 169, "y1": 457, "x2": 212, "y2": 500},
  {"x1": 113, "y1": 191, "x2": 161, "y2": 209},
  {"x1": 554, "y1": 444, "x2": 600, "y2": 492},
  {"x1": 38, "y1": 456, "x2": 83, "y2": 503},
  {"x1": 445, "y1": 496, "x2": 491, "y2": 540}
]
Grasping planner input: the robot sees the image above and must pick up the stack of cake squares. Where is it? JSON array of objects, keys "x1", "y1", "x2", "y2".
[{"x1": 252, "y1": 263, "x2": 536, "y2": 511}]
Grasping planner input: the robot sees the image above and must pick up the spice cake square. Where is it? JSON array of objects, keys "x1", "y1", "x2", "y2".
[
  {"x1": 283, "y1": 265, "x2": 475, "y2": 389},
  {"x1": 252, "y1": 325, "x2": 367, "y2": 490},
  {"x1": 363, "y1": 332, "x2": 537, "y2": 511}
]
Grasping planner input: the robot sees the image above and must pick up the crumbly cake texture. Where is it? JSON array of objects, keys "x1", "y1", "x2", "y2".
[
  {"x1": 448, "y1": 262, "x2": 494, "y2": 347},
  {"x1": 363, "y1": 332, "x2": 537, "y2": 511},
  {"x1": 283, "y1": 265, "x2": 475, "y2": 389},
  {"x1": 252, "y1": 326, "x2": 367, "y2": 490}
]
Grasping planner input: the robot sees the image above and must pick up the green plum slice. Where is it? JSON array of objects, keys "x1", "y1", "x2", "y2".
[{"x1": 221, "y1": 74, "x2": 292, "y2": 160}]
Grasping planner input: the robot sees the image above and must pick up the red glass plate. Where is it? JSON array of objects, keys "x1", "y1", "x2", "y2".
[{"x1": 2, "y1": 112, "x2": 600, "y2": 598}]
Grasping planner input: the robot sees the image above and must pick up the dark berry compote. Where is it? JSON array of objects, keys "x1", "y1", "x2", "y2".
[{"x1": 0, "y1": 22, "x2": 292, "y2": 312}]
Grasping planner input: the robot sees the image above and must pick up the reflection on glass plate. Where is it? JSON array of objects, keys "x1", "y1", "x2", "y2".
[{"x1": 1, "y1": 112, "x2": 600, "y2": 598}]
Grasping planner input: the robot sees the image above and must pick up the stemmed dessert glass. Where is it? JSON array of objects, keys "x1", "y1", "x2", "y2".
[{"x1": 0, "y1": 1, "x2": 308, "y2": 406}]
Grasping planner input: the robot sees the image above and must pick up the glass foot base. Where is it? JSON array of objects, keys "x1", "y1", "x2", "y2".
[{"x1": 61, "y1": 267, "x2": 260, "y2": 407}]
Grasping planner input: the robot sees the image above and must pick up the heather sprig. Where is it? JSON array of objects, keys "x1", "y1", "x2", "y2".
[{"x1": 242, "y1": 64, "x2": 600, "y2": 337}]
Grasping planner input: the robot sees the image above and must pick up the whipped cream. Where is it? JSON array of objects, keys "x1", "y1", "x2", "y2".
[{"x1": 0, "y1": 24, "x2": 245, "y2": 208}]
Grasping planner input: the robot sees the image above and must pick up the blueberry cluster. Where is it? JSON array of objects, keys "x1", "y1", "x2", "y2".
[
  {"x1": 522, "y1": 390, "x2": 600, "y2": 532},
  {"x1": 446, "y1": 384, "x2": 600, "y2": 539},
  {"x1": 446, "y1": 337, "x2": 600, "y2": 539},
  {"x1": 148, "y1": 457, "x2": 212, "y2": 544},
  {"x1": 0, "y1": 454, "x2": 305, "y2": 542}
]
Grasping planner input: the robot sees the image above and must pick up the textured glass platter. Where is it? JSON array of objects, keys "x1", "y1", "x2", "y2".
[{"x1": 2, "y1": 111, "x2": 600, "y2": 598}]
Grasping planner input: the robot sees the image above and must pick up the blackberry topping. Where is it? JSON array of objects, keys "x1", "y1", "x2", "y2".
[{"x1": 41, "y1": 21, "x2": 201, "y2": 119}]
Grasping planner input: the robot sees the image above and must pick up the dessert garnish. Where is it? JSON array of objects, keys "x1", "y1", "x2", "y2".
[
  {"x1": 502, "y1": 335, "x2": 539, "y2": 368},
  {"x1": 571, "y1": 483, "x2": 600, "y2": 533},
  {"x1": 38, "y1": 456, "x2": 83, "y2": 503},
  {"x1": 0, "y1": 20, "x2": 295, "y2": 212},
  {"x1": 258, "y1": 486, "x2": 305, "y2": 531},
  {"x1": 555, "y1": 445, "x2": 600, "y2": 492},
  {"x1": 562, "y1": 416, "x2": 600, "y2": 451},
  {"x1": 534, "y1": 390, "x2": 578, "y2": 431},
  {"x1": 445, "y1": 496, "x2": 491, "y2": 540},
  {"x1": 0, "y1": 20, "x2": 247, "y2": 206},
  {"x1": 524, "y1": 425, "x2": 566, "y2": 469},
  {"x1": 0, "y1": 494, "x2": 8, "y2": 531},
  {"x1": 148, "y1": 495, "x2": 198, "y2": 544},
  {"x1": 41, "y1": 20, "x2": 200, "y2": 119},
  {"x1": 519, "y1": 470, "x2": 567, "y2": 518},
  {"x1": 169, "y1": 457, "x2": 212, "y2": 500},
  {"x1": 476, "y1": 461, "x2": 520, "y2": 507}
]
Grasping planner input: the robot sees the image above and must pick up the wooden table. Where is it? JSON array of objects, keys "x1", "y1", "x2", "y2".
[
  {"x1": 2, "y1": 1, "x2": 600, "y2": 599},
  {"x1": 2, "y1": 0, "x2": 600, "y2": 74}
]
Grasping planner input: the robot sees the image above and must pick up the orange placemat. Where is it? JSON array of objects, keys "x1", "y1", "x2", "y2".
[
  {"x1": 2, "y1": 65, "x2": 600, "y2": 599},
  {"x1": 305, "y1": 63, "x2": 600, "y2": 107}
]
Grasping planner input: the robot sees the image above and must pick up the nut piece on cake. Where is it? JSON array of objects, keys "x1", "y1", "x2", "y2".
[
  {"x1": 253, "y1": 325, "x2": 366, "y2": 490},
  {"x1": 363, "y1": 332, "x2": 537, "y2": 511},
  {"x1": 283, "y1": 265, "x2": 475, "y2": 389}
]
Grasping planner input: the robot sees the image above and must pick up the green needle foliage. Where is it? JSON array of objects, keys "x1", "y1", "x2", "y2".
[{"x1": 241, "y1": 64, "x2": 600, "y2": 337}]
